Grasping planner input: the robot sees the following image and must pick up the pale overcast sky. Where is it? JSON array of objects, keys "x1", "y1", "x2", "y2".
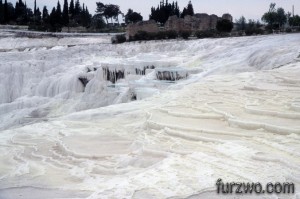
[{"x1": 8, "y1": 0, "x2": 300, "y2": 22}]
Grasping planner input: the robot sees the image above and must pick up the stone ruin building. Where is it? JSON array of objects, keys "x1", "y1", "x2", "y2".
[{"x1": 126, "y1": 13, "x2": 233, "y2": 38}]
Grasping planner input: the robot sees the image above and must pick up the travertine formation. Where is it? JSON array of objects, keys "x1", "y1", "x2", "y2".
[
  {"x1": 127, "y1": 13, "x2": 233, "y2": 37},
  {"x1": 0, "y1": 29, "x2": 300, "y2": 198}
]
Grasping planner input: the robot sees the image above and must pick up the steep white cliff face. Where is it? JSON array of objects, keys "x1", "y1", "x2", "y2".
[{"x1": 0, "y1": 30, "x2": 300, "y2": 198}]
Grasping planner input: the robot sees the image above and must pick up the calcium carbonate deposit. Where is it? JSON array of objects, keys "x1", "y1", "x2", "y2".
[{"x1": 0, "y1": 29, "x2": 300, "y2": 199}]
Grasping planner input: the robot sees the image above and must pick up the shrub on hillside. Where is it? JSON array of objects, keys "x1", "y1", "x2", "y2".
[
  {"x1": 147, "y1": 32, "x2": 157, "y2": 40},
  {"x1": 255, "y1": 28, "x2": 264, "y2": 35},
  {"x1": 180, "y1": 30, "x2": 192, "y2": 39},
  {"x1": 112, "y1": 34, "x2": 127, "y2": 44},
  {"x1": 216, "y1": 19, "x2": 233, "y2": 33},
  {"x1": 286, "y1": 28, "x2": 292, "y2": 33},
  {"x1": 166, "y1": 30, "x2": 178, "y2": 39},
  {"x1": 245, "y1": 27, "x2": 264, "y2": 36},
  {"x1": 218, "y1": 32, "x2": 230, "y2": 37},
  {"x1": 245, "y1": 28, "x2": 254, "y2": 36},
  {"x1": 156, "y1": 31, "x2": 167, "y2": 40},
  {"x1": 238, "y1": 31, "x2": 244, "y2": 36},
  {"x1": 195, "y1": 30, "x2": 215, "y2": 38},
  {"x1": 134, "y1": 31, "x2": 149, "y2": 41}
]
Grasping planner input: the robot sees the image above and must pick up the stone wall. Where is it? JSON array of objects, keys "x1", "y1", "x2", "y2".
[
  {"x1": 164, "y1": 15, "x2": 186, "y2": 32},
  {"x1": 126, "y1": 13, "x2": 233, "y2": 37},
  {"x1": 127, "y1": 20, "x2": 159, "y2": 38}
]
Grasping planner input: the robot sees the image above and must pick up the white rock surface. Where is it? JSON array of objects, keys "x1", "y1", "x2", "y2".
[{"x1": 0, "y1": 30, "x2": 300, "y2": 198}]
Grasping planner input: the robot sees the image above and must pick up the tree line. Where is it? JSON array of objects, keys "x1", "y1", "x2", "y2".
[
  {"x1": 235, "y1": 3, "x2": 300, "y2": 36},
  {"x1": 94, "y1": 0, "x2": 195, "y2": 26},
  {"x1": 0, "y1": 0, "x2": 92, "y2": 31},
  {"x1": 149, "y1": 0, "x2": 194, "y2": 24},
  {"x1": 262, "y1": 3, "x2": 300, "y2": 28},
  {"x1": 94, "y1": 2, "x2": 144, "y2": 26},
  {"x1": 2, "y1": 0, "x2": 299, "y2": 33},
  {"x1": 0, "y1": 0, "x2": 143, "y2": 32}
]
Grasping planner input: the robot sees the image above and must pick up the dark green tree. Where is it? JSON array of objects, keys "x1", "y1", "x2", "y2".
[
  {"x1": 130, "y1": 12, "x2": 143, "y2": 23},
  {"x1": 216, "y1": 19, "x2": 233, "y2": 32},
  {"x1": 174, "y1": 1, "x2": 180, "y2": 17},
  {"x1": 48, "y1": 6, "x2": 61, "y2": 31},
  {"x1": 125, "y1": 9, "x2": 133, "y2": 24},
  {"x1": 84, "y1": 6, "x2": 92, "y2": 26},
  {"x1": 42, "y1": 6, "x2": 49, "y2": 22},
  {"x1": 113, "y1": 5, "x2": 122, "y2": 25},
  {"x1": 289, "y1": 15, "x2": 300, "y2": 26},
  {"x1": 74, "y1": 0, "x2": 81, "y2": 15},
  {"x1": 4, "y1": 0, "x2": 8, "y2": 23},
  {"x1": 0, "y1": 0, "x2": 92, "y2": 29},
  {"x1": 181, "y1": 7, "x2": 187, "y2": 18},
  {"x1": 69, "y1": 0, "x2": 74, "y2": 16},
  {"x1": 104, "y1": 4, "x2": 120, "y2": 24},
  {"x1": 56, "y1": 0, "x2": 62, "y2": 22},
  {"x1": 35, "y1": 7, "x2": 41, "y2": 24},
  {"x1": 262, "y1": 3, "x2": 286, "y2": 29},
  {"x1": 32, "y1": 0, "x2": 42, "y2": 25},
  {"x1": 276, "y1": 7, "x2": 287, "y2": 28},
  {"x1": 181, "y1": 1, "x2": 194, "y2": 18},
  {"x1": 0, "y1": 0, "x2": 4, "y2": 24},
  {"x1": 125, "y1": 9, "x2": 142, "y2": 24},
  {"x1": 34, "y1": 0, "x2": 36, "y2": 15},
  {"x1": 91, "y1": 14, "x2": 105, "y2": 29},
  {"x1": 95, "y1": 2, "x2": 121, "y2": 25},
  {"x1": 15, "y1": 0, "x2": 27, "y2": 24},
  {"x1": 78, "y1": 1, "x2": 87, "y2": 25},
  {"x1": 235, "y1": 16, "x2": 246, "y2": 31},
  {"x1": 62, "y1": 0, "x2": 69, "y2": 25},
  {"x1": 95, "y1": 2, "x2": 107, "y2": 23},
  {"x1": 49, "y1": 7, "x2": 56, "y2": 27},
  {"x1": 186, "y1": 1, "x2": 194, "y2": 16},
  {"x1": 262, "y1": 3, "x2": 277, "y2": 28},
  {"x1": 244, "y1": 19, "x2": 263, "y2": 35},
  {"x1": 46, "y1": 1, "x2": 62, "y2": 31},
  {"x1": 25, "y1": 7, "x2": 33, "y2": 24},
  {"x1": 149, "y1": 1, "x2": 180, "y2": 24}
]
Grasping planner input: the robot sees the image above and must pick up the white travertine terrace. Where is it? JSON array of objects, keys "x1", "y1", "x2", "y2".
[{"x1": 0, "y1": 30, "x2": 299, "y2": 198}]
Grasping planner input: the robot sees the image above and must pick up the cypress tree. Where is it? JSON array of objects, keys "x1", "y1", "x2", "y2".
[
  {"x1": 69, "y1": 0, "x2": 74, "y2": 16},
  {"x1": 175, "y1": 1, "x2": 180, "y2": 17},
  {"x1": 50, "y1": 7, "x2": 56, "y2": 19},
  {"x1": 74, "y1": 0, "x2": 80, "y2": 15},
  {"x1": 80, "y1": 3, "x2": 90, "y2": 27},
  {"x1": 42, "y1": 6, "x2": 49, "y2": 21},
  {"x1": 56, "y1": 0, "x2": 62, "y2": 22},
  {"x1": 81, "y1": 3, "x2": 85, "y2": 26},
  {"x1": 85, "y1": 6, "x2": 91, "y2": 26},
  {"x1": 49, "y1": 7, "x2": 57, "y2": 30},
  {"x1": 0, "y1": 0, "x2": 4, "y2": 24},
  {"x1": 186, "y1": 1, "x2": 194, "y2": 16},
  {"x1": 34, "y1": 0, "x2": 36, "y2": 15},
  {"x1": 14, "y1": 1, "x2": 20, "y2": 21},
  {"x1": 181, "y1": 1, "x2": 194, "y2": 18},
  {"x1": 4, "y1": 0, "x2": 8, "y2": 23},
  {"x1": 149, "y1": 1, "x2": 181, "y2": 24},
  {"x1": 35, "y1": 7, "x2": 41, "y2": 24},
  {"x1": 62, "y1": 0, "x2": 69, "y2": 25}
]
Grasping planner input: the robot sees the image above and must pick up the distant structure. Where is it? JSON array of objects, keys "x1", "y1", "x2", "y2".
[
  {"x1": 127, "y1": 13, "x2": 233, "y2": 38},
  {"x1": 222, "y1": 14, "x2": 233, "y2": 22},
  {"x1": 293, "y1": 5, "x2": 295, "y2": 17},
  {"x1": 127, "y1": 20, "x2": 159, "y2": 38}
]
